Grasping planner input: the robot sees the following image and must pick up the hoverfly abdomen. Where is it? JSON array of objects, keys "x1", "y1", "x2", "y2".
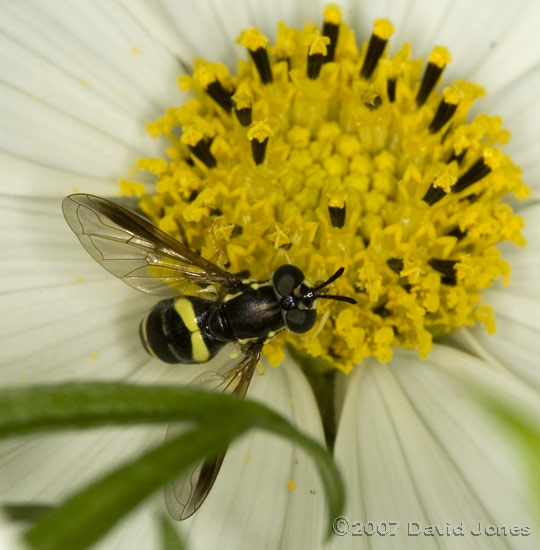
[{"x1": 139, "y1": 297, "x2": 227, "y2": 364}]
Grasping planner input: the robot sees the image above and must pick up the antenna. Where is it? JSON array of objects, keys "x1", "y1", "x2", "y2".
[
  {"x1": 304, "y1": 267, "x2": 357, "y2": 305},
  {"x1": 316, "y1": 293, "x2": 357, "y2": 305},
  {"x1": 311, "y1": 267, "x2": 346, "y2": 293}
]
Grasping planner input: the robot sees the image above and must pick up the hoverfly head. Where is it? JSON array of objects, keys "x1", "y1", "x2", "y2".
[{"x1": 272, "y1": 265, "x2": 357, "y2": 334}]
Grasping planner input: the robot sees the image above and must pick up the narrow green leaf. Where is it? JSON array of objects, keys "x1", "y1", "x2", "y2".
[
  {"x1": 159, "y1": 515, "x2": 187, "y2": 550},
  {"x1": 0, "y1": 383, "x2": 343, "y2": 547},
  {"x1": 3, "y1": 504, "x2": 54, "y2": 523},
  {"x1": 480, "y1": 396, "x2": 540, "y2": 526},
  {"x1": 0, "y1": 383, "x2": 281, "y2": 437}
]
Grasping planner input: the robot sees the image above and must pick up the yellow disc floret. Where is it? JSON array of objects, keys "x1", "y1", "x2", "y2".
[
  {"x1": 323, "y1": 5, "x2": 342, "y2": 25},
  {"x1": 247, "y1": 120, "x2": 273, "y2": 143},
  {"x1": 123, "y1": 6, "x2": 528, "y2": 373},
  {"x1": 307, "y1": 33, "x2": 330, "y2": 56},
  {"x1": 429, "y1": 46, "x2": 452, "y2": 68},
  {"x1": 237, "y1": 28, "x2": 268, "y2": 51},
  {"x1": 373, "y1": 19, "x2": 395, "y2": 40}
]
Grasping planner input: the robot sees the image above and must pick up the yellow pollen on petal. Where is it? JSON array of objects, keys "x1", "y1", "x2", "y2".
[{"x1": 121, "y1": 10, "x2": 528, "y2": 373}]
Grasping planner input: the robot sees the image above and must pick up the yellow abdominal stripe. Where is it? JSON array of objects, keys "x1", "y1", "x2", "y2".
[
  {"x1": 175, "y1": 299, "x2": 210, "y2": 363},
  {"x1": 122, "y1": 5, "x2": 528, "y2": 373}
]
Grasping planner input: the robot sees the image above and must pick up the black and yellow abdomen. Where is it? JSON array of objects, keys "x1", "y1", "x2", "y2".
[
  {"x1": 139, "y1": 284, "x2": 291, "y2": 365},
  {"x1": 139, "y1": 297, "x2": 226, "y2": 364}
]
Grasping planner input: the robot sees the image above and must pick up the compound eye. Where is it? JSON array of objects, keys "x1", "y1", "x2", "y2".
[
  {"x1": 284, "y1": 309, "x2": 317, "y2": 334},
  {"x1": 272, "y1": 264, "x2": 305, "y2": 298}
]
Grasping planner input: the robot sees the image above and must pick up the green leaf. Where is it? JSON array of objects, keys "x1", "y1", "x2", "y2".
[
  {"x1": 0, "y1": 383, "x2": 279, "y2": 437},
  {"x1": 3, "y1": 504, "x2": 54, "y2": 523},
  {"x1": 480, "y1": 396, "x2": 540, "y2": 526},
  {"x1": 159, "y1": 515, "x2": 187, "y2": 550},
  {"x1": 0, "y1": 383, "x2": 343, "y2": 548}
]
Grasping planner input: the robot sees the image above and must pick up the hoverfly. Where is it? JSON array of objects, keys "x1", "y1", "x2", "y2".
[{"x1": 62, "y1": 193, "x2": 356, "y2": 519}]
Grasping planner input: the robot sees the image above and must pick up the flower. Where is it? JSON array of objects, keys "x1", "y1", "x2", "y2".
[{"x1": 1, "y1": 1, "x2": 540, "y2": 549}]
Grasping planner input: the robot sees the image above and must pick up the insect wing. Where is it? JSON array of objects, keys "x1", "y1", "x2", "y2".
[
  {"x1": 164, "y1": 437, "x2": 227, "y2": 521},
  {"x1": 62, "y1": 194, "x2": 243, "y2": 296},
  {"x1": 165, "y1": 342, "x2": 263, "y2": 520}
]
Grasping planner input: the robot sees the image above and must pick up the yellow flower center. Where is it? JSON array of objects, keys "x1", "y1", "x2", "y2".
[{"x1": 120, "y1": 5, "x2": 528, "y2": 373}]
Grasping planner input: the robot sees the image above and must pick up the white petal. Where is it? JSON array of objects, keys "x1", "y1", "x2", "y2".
[
  {"x1": 469, "y1": 3, "x2": 540, "y2": 199},
  {"x1": 97, "y1": 495, "x2": 163, "y2": 550},
  {"x1": 455, "y1": 294, "x2": 540, "y2": 391},
  {"x1": 0, "y1": 428, "x2": 165, "y2": 501},
  {"x1": 119, "y1": 0, "x2": 198, "y2": 64},
  {"x1": 479, "y1": 64, "x2": 540, "y2": 199},
  {"x1": 0, "y1": 1, "x2": 186, "y2": 194},
  {"x1": 245, "y1": 0, "x2": 302, "y2": 36},
  {"x1": 159, "y1": 0, "x2": 243, "y2": 66},
  {"x1": 0, "y1": 152, "x2": 119, "y2": 197},
  {"x1": 330, "y1": 346, "x2": 539, "y2": 549},
  {"x1": 2, "y1": 195, "x2": 139, "y2": 380}
]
